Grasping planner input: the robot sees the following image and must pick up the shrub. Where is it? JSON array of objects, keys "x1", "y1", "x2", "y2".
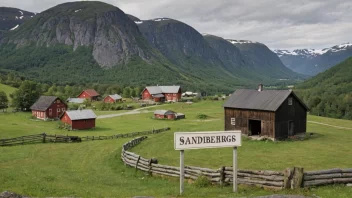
[
  {"x1": 196, "y1": 114, "x2": 208, "y2": 119},
  {"x1": 194, "y1": 175, "x2": 210, "y2": 188}
]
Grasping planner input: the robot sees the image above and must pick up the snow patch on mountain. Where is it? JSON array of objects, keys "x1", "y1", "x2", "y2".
[
  {"x1": 153, "y1": 18, "x2": 170, "y2": 22},
  {"x1": 274, "y1": 43, "x2": 352, "y2": 57},
  {"x1": 134, "y1": 21, "x2": 143, "y2": 24},
  {"x1": 10, "y1": 24, "x2": 19, "y2": 31},
  {"x1": 19, "y1": 10, "x2": 23, "y2": 15},
  {"x1": 227, "y1": 39, "x2": 257, "y2": 44}
]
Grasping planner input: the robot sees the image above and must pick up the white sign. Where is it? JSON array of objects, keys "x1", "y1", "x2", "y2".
[{"x1": 174, "y1": 131, "x2": 241, "y2": 150}]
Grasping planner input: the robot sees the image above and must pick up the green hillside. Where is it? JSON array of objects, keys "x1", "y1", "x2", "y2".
[
  {"x1": 0, "y1": 83, "x2": 17, "y2": 101},
  {"x1": 295, "y1": 57, "x2": 352, "y2": 119}
]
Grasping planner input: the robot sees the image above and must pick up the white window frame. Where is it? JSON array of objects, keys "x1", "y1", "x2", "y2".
[
  {"x1": 57, "y1": 108, "x2": 61, "y2": 113},
  {"x1": 288, "y1": 97, "x2": 293, "y2": 105},
  {"x1": 231, "y1": 118, "x2": 236, "y2": 126}
]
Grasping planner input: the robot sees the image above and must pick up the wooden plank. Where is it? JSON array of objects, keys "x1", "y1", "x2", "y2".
[{"x1": 304, "y1": 168, "x2": 342, "y2": 176}]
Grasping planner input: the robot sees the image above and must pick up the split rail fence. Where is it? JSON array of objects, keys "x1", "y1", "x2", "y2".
[
  {"x1": 121, "y1": 136, "x2": 352, "y2": 190},
  {"x1": 0, "y1": 127, "x2": 170, "y2": 147}
]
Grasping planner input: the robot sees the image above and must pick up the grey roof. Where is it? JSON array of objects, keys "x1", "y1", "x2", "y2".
[
  {"x1": 152, "y1": 94, "x2": 165, "y2": 98},
  {"x1": 154, "y1": 110, "x2": 175, "y2": 115},
  {"x1": 30, "y1": 96, "x2": 59, "y2": 111},
  {"x1": 146, "y1": 86, "x2": 180, "y2": 94},
  {"x1": 65, "y1": 109, "x2": 97, "y2": 120},
  {"x1": 108, "y1": 94, "x2": 122, "y2": 100},
  {"x1": 224, "y1": 89, "x2": 303, "y2": 111},
  {"x1": 67, "y1": 98, "x2": 85, "y2": 104}
]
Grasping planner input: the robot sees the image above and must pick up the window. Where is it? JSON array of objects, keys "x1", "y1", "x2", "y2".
[
  {"x1": 288, "y1": 97, "x2": 293, "y2": 105},
  {"x1": 62, "y1": 108, "x2": 65, "y2": 112},
  {"x1": 57, "y1": 108, "x2": 61, "y2": 113},
  {"x1": 231, "y1": 118, "x2": 236, "y2": 125}
]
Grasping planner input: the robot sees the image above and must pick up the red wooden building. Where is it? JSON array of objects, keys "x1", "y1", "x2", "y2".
[
  {"x1": 103, "y1": 94, "x2": 122, "y2": 103},
  {"x1": 30, "y1": 96, "x2": 67, "y2": 120},
  {"x1": 154, "y1": 110, "x2": 185, "y2": 120},
  {"x1": 77, "y1": 89, "x2": 100, "y2": 101},
  {"x1": 142, "y1": 86, "x2": 181, "y2": 102},
  {"x1": 60, "y1": 109, "x2": 97, "y2": 130}
]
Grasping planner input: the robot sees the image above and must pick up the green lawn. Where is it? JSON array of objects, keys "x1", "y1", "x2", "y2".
[
  {"x1": 0, "y1": 100, "x2": 351, "y2": 197},
  {"x1": 0, "y1": 83, "x2": 17, "y2": 102}
]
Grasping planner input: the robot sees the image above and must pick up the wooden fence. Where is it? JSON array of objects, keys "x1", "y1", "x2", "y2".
[
  {"x1": 0, "y1": 127, "x2": 170, "y2": 147},
  {"x1": 121, "y1": 136, "x2": 352, "y2": 190},
  {"x1": 303, "y1": 168, "x2": 352, "y2": 187}
]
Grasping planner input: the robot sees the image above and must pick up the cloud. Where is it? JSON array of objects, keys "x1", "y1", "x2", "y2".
[{"x1": 1, "y1": 0, "x2": 352, "y2": 49}]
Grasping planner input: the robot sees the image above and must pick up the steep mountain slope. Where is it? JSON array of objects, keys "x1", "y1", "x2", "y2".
[
  {"x1": 228, "y1": 40, "x2": 301, "y2": 79},
  {"x1": 274, "y1": 43, "x2": 352, "y2": 76},
  {"x1": 1, "y1": 2, "x2": 153, "y2": 68},
  {"x1": 0, "y1": 7, "x2": 36, "y2": 32},
  {"x1": 295, "y1": 57, "x2": 352, "y2": 119}
]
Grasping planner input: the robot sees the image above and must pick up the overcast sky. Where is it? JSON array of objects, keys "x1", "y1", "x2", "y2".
[{"x1": 2, "y1": 0, "x2": 352, "y2": 50}]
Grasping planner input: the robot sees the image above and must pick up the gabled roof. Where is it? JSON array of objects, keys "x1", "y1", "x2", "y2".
[
  {"x1": 30, "y1": 96, "x2": 60, "y2": 111},
  {"x1": 107, "y1": 94, "x2": 122, "y2": 100},
  {"x1": 67, "y1": 98, "x2": 85, "y2": 104},
  {"x1": 64, "y1": 109, "x2": 97, "y2": 121},
  {"x1": 145, "y1": 86, "x2": 180, "y2": 94},
  {"x1": 154, "y1": 110, "x2": 175, "y2": 115},
  {"x1": 80, "y1": 89, "x2": 100, "y2": 97},
  {"x1": 223, "y1": 89, "x2": 309, "y2": 111}
]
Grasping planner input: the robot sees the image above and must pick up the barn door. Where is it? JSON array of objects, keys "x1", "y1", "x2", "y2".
[{"x1": 288, "y1": 121, "x2": 294, "y2": 136}]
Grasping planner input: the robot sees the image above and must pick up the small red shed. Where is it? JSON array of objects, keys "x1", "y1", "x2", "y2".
[
  {"x1": 77, "y1": 89, "x2": 100, "y2": 101},
  {"x1": 30, "y1": 96, "x2": 67, "y2": 120},
  {"x1": 154, "y1": 110, "x2": 176, "y2": 120},
  {"x1": 60, "y1": 109, "x2": 97, "y2": 130},
  {"x1": 103, "y1": 94, "x2": 122, "y2": 103}
]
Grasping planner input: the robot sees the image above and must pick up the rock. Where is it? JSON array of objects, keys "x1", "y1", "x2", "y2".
[
  {"x1": 0, "y1": 191, "x2": 28, "y2": 198},
  {"x1": 347, "y1": 183, "x2": 352, "y2": 187}
]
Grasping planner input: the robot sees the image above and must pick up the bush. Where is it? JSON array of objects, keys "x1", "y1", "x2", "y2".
[
  {"x1": 196, "y1": 114, "x2": 208, "y2": 119},
  {"x1": 68, "y1": 103, "x2": 79, "y2": 110},
  {"x1": 194, "y1": 175, "x2": 210, "y2": 188}
]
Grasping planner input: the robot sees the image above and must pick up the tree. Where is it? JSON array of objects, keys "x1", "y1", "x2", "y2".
[
  {"x1": 0, "y1": 91, "x2": 8, "y2": 111},
  {"x1": 11, "y1": 80, "x2": 42, "y2": 111},
  {"x1": 130, "y1": 89, "x2": 136, "y2": 97},
  {"x1": 123, "y1": 87, "x2": 131, "y2": 98}
]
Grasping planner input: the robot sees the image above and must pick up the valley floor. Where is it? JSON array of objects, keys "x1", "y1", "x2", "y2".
[{"x1": 0, "y1": 101, "x2": 351, "y2": 197}]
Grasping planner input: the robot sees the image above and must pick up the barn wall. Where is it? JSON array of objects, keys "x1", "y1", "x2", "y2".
[
  {"x1": 46, "y1": 99, "x2": 67, "y2": 119},
  {"x1": 224, "y1": 108, "x2": 275, "y2": 138},
  {"x1": 104, "y1": 96, "x2": 115, "y2": 103},
  {"x1": 72, "y1": 119, "x2": 95, "y2": 130},
  {"x1": 142, "y1": 89, "x2": 152, "y2": 100},
  {"x1": 154, "y1": 114, "x2": 165, "y2": 119},
  {"x1": 60, "y1": 112, "x2": 73, "y2": 126},
  {"x1": 78, "y1": 91, "x2": 91, "y2": 99},
  {"x1": 32, "y1": 110, "x2": 46, "y2": 119},
  {"x1": 275, "y1": 94, "x2": 307, "y2": 139}
]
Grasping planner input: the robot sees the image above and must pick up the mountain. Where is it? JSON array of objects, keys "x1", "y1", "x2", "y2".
[
  {"x1": 295, "y1": 57, "x2": 352, "y2": 119},
  {"x1": 0, "y1": 7, "x2": 36, "y2": 32},
  {"x1": 228, "y1": 39, "x2": 301, "y2": 79},
  {"x1": 274, "y1": 43, "x2": 352, "y2": 76},
  {"x1": 0, "y1": 1, "x2": 302, "y2": 94}
]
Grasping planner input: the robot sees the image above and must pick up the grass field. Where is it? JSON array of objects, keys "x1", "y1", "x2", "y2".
[
  {"x1": 0, "y1": 83, "x2": 17, "y2": 102},
  {"x1": 0, "y1": 100, "x2": 352, "y2": 197}
]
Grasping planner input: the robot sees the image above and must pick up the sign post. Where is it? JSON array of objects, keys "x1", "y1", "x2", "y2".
[
  {"x1": 180, "y1": 150, "x2": 184, "y2": 194},
  {"x1": 174, "y1": 131, "x2": 241, "y2": 194}
]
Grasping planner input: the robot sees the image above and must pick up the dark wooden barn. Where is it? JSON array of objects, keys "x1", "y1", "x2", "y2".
[
  {"x1": 30, "y1": 96, "x2": 67, "y2": 120},
  {"x1": 224, "y1": 85, "x2": 309, "y2": 140},
  {"x1": 60, "y1": 109, "x2": 97, "y2": 130}
]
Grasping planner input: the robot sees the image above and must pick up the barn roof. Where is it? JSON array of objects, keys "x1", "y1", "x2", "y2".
[
  {"x1": 223, "y1": 89, "x2": 308, "y2": 111},
  {"x1": 154, "y1": 110, "x2": 175, "y2": 115},
  {"x1": 67, "y1": 98, "x2": 85, "y2": 104},
  {"x1": 30, "y1": 96, "x2": 59, "y2": 111},
  {"x1": 108, "y1": 94, "x2": 122, "y2": 100},
  {"x1": 65, "y1": 109, "x2": 97, "y2": 121},
  {"x1": 152, "y1": 94, "x2": 165, "y2": 98},
  {"x1": 82, "y1": 89, "x2": 100, "y2": 97},
  {"x1": 146, "y1": 86, "x2": 180, "y2": 94}
]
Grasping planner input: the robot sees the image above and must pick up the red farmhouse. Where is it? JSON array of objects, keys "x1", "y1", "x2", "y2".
[
  {"x1": 103, "y1": 94, "x2": 122, "y2": 103},
  {"x1": 142, "y1": 86, "x2": 181, "y2": 102},
  {"x1": 30, "y1": 96, "x2": 67, "y2": 120},
  {"x1": 78, "y1": 89, "x2": 100, "y2": 101},
  {"x1": 60, "y1": 109, "x2": 97, "y2": 130},
  {"x1": 154, "y1": 110, "x2": 176, "y2": 119}
]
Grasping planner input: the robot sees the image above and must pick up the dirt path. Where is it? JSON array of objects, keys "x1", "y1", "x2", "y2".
[
  {"x1": 97, "y1": 104, "x2": 170, "y2": 119},
  {"x1": 307, "y1": 121, "x2": 352, "y2": 130}
]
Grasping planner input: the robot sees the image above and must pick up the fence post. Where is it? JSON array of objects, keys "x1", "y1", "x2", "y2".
[
  {"x1": 42, "y1": 133, "x2": 46, "y2": 143},
  {"x1": 283, "y1": 167, "x2": 294, "y2": 189},
  {"x1": 291, "y1": 167, "x2": 304, "y2": 189},
  {"x1": 219, "y1": 166, "x2": 225, "y2": 185}
]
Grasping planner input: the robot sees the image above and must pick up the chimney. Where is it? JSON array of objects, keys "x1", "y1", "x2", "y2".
[{"x1": 258, "y1": 84, "x2": 263, "y2": 92}]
